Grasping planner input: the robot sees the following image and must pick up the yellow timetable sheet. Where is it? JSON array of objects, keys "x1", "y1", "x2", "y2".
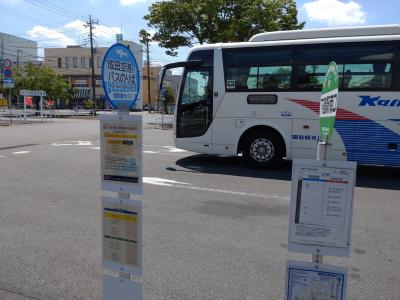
[
  {"x1": 101, "y1": 117, "x2": 142, "y2": 184},
  {"x1": 103, "y1": 204, "x2": 139, "y2": 267}
]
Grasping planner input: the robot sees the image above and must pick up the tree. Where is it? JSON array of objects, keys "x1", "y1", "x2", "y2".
[
  {"x1": 144, "y1": 0, "x2": 305, "y2": 56},
  {"x1": 162, "y1": 86, "x2": 175, "y2": 114},
  {"x1": 10, "y1": 63, "x2": 69, "y2": 101},
  {"x1": 139, "y1": 29, "x2": 152, "y2": 45}
]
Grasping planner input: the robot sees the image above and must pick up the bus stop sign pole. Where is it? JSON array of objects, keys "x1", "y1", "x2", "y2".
[{"x1": 313, "y1": 61, "x2": 339, "y2": 264}]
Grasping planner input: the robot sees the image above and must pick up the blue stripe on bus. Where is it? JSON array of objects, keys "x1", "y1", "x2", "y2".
[{"x1": 335, "y1": 120, "x2": 400, "y2": 166}]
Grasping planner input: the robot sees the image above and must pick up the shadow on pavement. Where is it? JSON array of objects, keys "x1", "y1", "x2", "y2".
[{"x1": 172, "y1": 154, "x2": 400, "y2": 191}]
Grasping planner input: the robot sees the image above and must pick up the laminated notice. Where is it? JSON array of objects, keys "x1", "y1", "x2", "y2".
[
  {"x1": 102, "y1": 198, "x2": 142, "y2": 274},
  {"x1": 285, "y1": 260, "x2": 347, "y2": 300},
  {"x1": 100, "y1": 114, "x2": 143, "y2": 193},
  {"x1": 288, "y1": 159, "x2": 356, "y2": 257}
]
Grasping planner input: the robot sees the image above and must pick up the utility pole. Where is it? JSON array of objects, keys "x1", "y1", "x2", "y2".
[
  {"x1": 86, "y1": 15, "x2": 99, "y2": 114},
  {"x1": 16, "y1": 50, "x2": 22, "y2": 67},
  {"x1": 146, "y1": 40, "x2": 151, "y2": 112},
  {"x1": 139, "y1": 30, "x2": 152, "y2": 112},
  {"x1": 1, "y1": 36, "x2": 3, "y2": 76}
]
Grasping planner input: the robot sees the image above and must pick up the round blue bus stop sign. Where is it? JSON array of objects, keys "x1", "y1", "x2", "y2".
[{"x1": 102, "y1": 43, "x2": 140, "y2": 110}]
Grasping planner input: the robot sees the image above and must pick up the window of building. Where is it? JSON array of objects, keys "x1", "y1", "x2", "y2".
[
  {"x1": 65, "y1": 57, "x2": 70, "y2": 68},
  {"x1": 89, "y1": 58, "x2": 92, "y2": 69},
  {"x1": 97, "y1": 57, "x2": 102, "y2": 68},
  {"x1": 80, "y1": 57, "x2": 85, "y2": 68},
  {"x1": 57, "y1": 58, "x2": 62, "y2": 68},
  {"x1": 73, "y1": 57, "x2": 78, "y2": 68}
]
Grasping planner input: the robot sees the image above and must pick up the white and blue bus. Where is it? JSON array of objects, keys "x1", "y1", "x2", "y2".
[{"x1": 160, "y1": 25, "x2": 400, "y2": 168}]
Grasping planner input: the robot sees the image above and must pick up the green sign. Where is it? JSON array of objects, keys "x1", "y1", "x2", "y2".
[{"x1": 320, "y1": 61, "x2": 338, "y2": 143}]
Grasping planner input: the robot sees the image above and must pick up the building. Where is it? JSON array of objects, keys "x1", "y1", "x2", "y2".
[
  {"x1": 44, "y1": 40, "x2": 142, "y2": 109},
  {"x1": 0, "y1": 33, "x2": 38, "y2": 107},
  {"x1": 141, "y1": 64, "x2": 161, "y2": 110},
  {"x1": 0, "y1": 32, "x2": 38, "y2": 70},
  {"x1": 141, "y1": 63, "x2": 181, "y2": 111}
]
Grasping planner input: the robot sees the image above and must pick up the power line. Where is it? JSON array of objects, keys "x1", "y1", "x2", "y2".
[
  {"x1": 25, "y1": 0, "x2": 87, "y2": 20},
  {"x1": 0, "y1": 2, "x2": 59, "y2": 29}
]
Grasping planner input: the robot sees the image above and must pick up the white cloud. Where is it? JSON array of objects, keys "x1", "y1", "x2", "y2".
[
  {"x1": 120, "y1": 0, "x2": 146, "y2": 6},
  {"x1": 64, "y1": 20, "x2": 121, "y2": 40},
  {"x1": 27, "y1": 26, "x2": 75, "y2": 47},
  {"x1": 302, "y1": 0, "x2": 366, "y2": 26},
  {"x1": 95, "y1": 24, "x2": 121, "y2": 39},
  {"x1": 27, "y1": 20, "x2": 122, "y2": 47}
]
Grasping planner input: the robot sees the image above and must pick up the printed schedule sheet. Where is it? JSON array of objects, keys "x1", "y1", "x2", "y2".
[{"x1": 289, "y1": 160, "x2": 356, "y2": 250}]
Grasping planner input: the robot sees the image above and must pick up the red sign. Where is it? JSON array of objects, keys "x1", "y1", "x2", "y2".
[
  {"x1": 26, "y1": 96, "x2": 32, "y2": 106},
  {"x1": 3, "y1": 59, "x2": 12, "y2": 70},
  {"x1": 46, "y1": 99, "x2": 54, "y2": 108}
]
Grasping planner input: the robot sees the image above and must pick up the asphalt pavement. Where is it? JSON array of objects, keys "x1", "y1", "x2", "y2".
[{"x1": 0, "y1": 114, "x2": 399, "y2": 299}]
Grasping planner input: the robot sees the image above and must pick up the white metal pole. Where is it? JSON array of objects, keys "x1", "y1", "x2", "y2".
[
  {"x1": 8, "y1": 87, "x2": 11, "y2": 109},
  {"x1": 312, "y1": 141, "x2": 332, "y2": 264},
  {"x1": 8, "y1": 88, "x2": 12, "y2": 124},
  {"x1": 40, "y1": 96, "x2": 43, "y2": 122},
  {"x1": 23, "y1": 96, "x2": 27, "y2": 123}
]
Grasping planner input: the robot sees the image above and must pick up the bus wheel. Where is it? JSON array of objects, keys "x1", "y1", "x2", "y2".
[{"x1": 243, "y1": 130, "x2": 284, "y2": 168}]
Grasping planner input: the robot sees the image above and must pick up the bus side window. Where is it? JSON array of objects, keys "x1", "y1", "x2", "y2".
[
  {"x1": 297, "y1": 65, "x2": 342, "y2": 89},
  {"x1": 298, "y1": 44, "x2": 394, "y2": 90},
  {"x1": 342, "y1": 63, "x2": 392, "y2": 89}
]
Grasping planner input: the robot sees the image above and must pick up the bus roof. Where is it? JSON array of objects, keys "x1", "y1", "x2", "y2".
[
  {"x1": 249, "y1": 24, "x2": 400, "y2": 42},
  {"x1": 184, "y1": 25, "x2": 400, "y2": 59}
]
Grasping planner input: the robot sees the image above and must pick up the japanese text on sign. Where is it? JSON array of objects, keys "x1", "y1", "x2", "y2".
[
  {"x1": 320, "y1": 91, "x2": 338, "y2": 117},
  {"x1": 289, "y1": 159, "x2": 356, "y2": 256},
  {"x1": 102, "y1": 43, "x2": 140, "y2": 109}
]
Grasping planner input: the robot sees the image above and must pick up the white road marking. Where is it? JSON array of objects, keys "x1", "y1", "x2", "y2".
[
  {"x1": 144, "y1": 177, "x2": 191, "y2": 186},
  {"x1": 89, "y1": 147, "x2": 100, "y2": 150},
  {"x1": 163, "y1": 146, "x2": 186, "y2": 152},
  {"x1": 0, "y1": 155, "x2": 5, "y2": 158},
  {"x1": 144, "y1": 151, "x2": 157, "y2": 154},
  {"x1": 52, "y1": 141, "x2": 92, "y2": 146},
  {"x1": 12, "y1": 151, "x2": 31, "y2": 155},
  {"x1": 143, "y1": 177, "x2": 289, "y2": 200},
  {"x1": 143, "y1": 144, "x2": 187, "y2": 153}
]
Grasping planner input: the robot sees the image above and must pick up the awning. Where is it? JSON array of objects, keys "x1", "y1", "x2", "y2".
[{"x1": 73, "y1": 88, "x2": 91, "y2": 100}]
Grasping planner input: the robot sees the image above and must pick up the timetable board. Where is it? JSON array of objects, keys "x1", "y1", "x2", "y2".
[{"x1": 288, "y1": 159, "x2": 356, "y2": 257}]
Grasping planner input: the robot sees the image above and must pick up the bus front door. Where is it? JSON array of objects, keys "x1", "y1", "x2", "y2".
[{"x1": 175, "y1": 67, "x2": 213, "y2": 153}]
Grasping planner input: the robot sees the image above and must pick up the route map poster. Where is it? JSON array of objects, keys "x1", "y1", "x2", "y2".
[
  {"x1": 288, "y1": 159, "x2": 356, "y2": 257},
  {"x1": 100, "y1": 114, "x2": 143, "y2": 193},
  {"x1": 285, "y1": 261, "x2": 347, "y2": 300}
]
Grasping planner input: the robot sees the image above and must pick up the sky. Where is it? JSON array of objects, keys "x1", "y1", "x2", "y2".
[{"x1": 0, "y1": 0, "x2": 399, "y2": 66}]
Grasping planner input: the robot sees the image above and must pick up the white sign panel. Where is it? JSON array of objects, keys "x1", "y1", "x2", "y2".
[
  {"x1": 285, "y1": 260, "x2": 347, "y2": 300},
  {"x1": 103, "y1": 274, "x2": 142, "y2": 300},
  {"x1": 102, "y1": 197, "x2": 143, "y2": 275},
  {"x1": 20, "y1": 90, "x2": 47, "y2": 97},
  {"x1": 100, "y1": 114, "x2": 143, "y2": 194},
  {"x1": 288, "y1": 159, "x2": 356, "y2": 257}
]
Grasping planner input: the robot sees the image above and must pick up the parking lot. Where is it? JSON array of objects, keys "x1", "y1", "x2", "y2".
[{"x1": 0, "y1": 115, "x2": 399, "y2": 299}]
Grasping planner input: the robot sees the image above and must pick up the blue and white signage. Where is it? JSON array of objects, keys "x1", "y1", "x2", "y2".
[
  {"x1": 102, "y1": 43, "x2": 140, "y2": 109},
  {"x1": 3, "y1": 78, "x2": 14, "y2": 88}
]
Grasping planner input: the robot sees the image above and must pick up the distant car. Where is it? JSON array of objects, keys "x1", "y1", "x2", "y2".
[{"x1": 143, "y1": 104, "x2": 154, "y2": 112}]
